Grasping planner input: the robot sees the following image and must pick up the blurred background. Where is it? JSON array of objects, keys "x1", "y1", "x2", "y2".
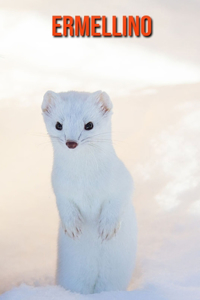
[{"x1": 0, "y1": 0, "x2": 200, "y2": 298}]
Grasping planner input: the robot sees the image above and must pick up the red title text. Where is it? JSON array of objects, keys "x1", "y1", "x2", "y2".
[{"x1": 52, "y1": 16, "x2": 152, "y2": 37}]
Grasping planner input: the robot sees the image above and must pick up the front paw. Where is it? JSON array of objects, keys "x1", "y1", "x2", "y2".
[
  {"x1": 61, "y1": 209, "x2": 83, "y2": 239},
  {"x1": 98, "y1": 215, "x2": 121, "y2": 241}
]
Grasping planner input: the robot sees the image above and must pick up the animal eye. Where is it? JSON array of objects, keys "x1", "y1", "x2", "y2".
[
  {"x1": 55, "y1": 122, "x2": 63, "y2": 130},
  {"x1": 84, "y1": 122, "x2": 93, "y2": 130}
]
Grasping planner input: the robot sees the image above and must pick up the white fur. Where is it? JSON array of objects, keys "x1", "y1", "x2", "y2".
[{"x1": 42, "y1": 90, "x2": 137, "y2": 294}]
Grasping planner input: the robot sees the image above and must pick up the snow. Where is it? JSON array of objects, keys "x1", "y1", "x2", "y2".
[{"x1": 1, "y1": 284, "x2": 167, "y2": 300}]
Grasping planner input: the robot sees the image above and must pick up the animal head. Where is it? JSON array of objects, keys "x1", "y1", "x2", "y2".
[{"x1": 42, "y1": 90, "x2": 113, "y2": 152}]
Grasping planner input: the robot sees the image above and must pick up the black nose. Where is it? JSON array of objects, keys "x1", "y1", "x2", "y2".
[{"x1": 66, "y1": 140, "x2": 78, "y2": 149}]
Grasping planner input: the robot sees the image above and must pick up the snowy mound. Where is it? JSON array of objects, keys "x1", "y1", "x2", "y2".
[{"x1": 0, "y1": 284, "x2": 167, "y2": 300}]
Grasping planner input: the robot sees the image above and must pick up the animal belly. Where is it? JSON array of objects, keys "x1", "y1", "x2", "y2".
[
  {"x1": 94, "y1": 205, "x2": 137, "y2": 292},
  {"x1": 56, "y1": 204, "x2": 137, "y2": 294},
  {"x1": 56, "y1": 221, "x2": 101, "y2": 294}
]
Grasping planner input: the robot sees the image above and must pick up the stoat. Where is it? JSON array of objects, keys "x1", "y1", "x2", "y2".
[{"x1": 42, "y1": 90, "x2": 137, "y2": 294}]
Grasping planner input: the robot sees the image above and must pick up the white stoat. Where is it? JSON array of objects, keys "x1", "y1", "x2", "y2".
[{"x1": 42, "y1": 90, "x2": 137, "y2": 294}]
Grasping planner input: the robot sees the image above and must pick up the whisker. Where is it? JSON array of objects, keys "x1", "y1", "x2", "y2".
[
  {"x1": 81, "y1": 138, "x2": 125, "y2": 144},
  {"x1": 80, "y1": 132, "x2": 111, "y2": 142}
]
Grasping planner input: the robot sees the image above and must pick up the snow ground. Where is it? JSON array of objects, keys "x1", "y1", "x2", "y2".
[{"x1": 0, "y1": 284, "x2": 167, "y2": 300}]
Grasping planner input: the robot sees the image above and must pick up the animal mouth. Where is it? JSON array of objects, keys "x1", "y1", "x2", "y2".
[{"x1": 66, "y1": 140, "x2": 78, "y2": 149}]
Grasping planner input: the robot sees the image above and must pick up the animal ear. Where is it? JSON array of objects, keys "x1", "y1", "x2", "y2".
[
  {"x1": 42, "y1": 90, "x2": 59, "y2": 113},
  {"x1": 92, "y1": 90, "x2": 113, "y2": 114}
]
